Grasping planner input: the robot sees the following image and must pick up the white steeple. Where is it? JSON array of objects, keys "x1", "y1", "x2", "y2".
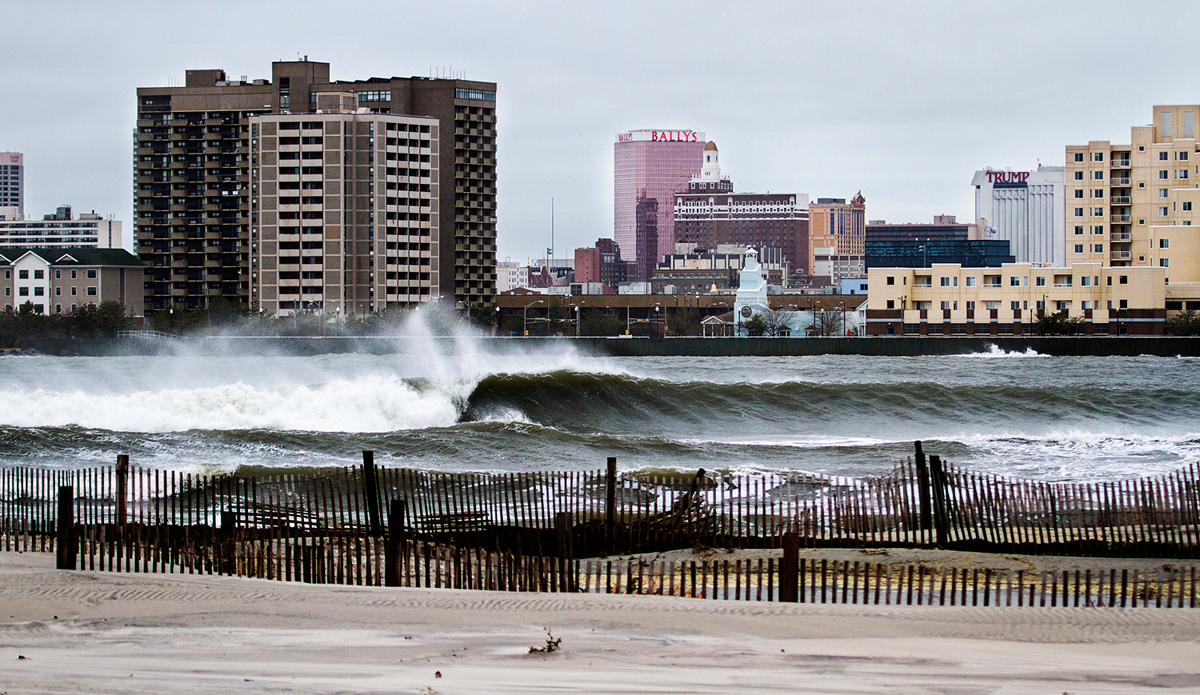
[{"x1": 699, "y1": 141, "x2": 721, "y2": 181}]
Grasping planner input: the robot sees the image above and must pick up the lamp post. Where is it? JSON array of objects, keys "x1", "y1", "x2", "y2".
[
  {"x1": 839, "y1": 301, "x2": 846, "y2": 337},
  {"x1": 574, "y1": 299, "x2": 585, "y2": 338},
  {"x1": 523, "y1": 299, "x2": 544, "y2": 336},
  {"x1": 652, "y1": 302, "x2": 663, "y2": 338}
]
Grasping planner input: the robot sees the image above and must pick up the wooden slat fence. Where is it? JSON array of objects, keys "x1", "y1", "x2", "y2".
[{"x1": 3, "y1": 444, "x2": 1200, "y2": 561}]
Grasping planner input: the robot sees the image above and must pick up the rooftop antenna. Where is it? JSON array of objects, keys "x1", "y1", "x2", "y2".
[{"x1": 551, "y1": 197, "x2": 555, "y2": 267}]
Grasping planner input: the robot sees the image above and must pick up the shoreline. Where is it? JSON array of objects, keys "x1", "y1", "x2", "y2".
[
  {"x1": 3, "y1": 552, "x2": 1199, "y2": 693},
  {"x1": 11, "y1": 334, "x2": 1200, "y2": 357}
]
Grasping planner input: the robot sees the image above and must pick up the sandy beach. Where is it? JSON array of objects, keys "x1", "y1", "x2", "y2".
[{"x1": 1, "y1": 553, "x2": 1199, "y2": 694}]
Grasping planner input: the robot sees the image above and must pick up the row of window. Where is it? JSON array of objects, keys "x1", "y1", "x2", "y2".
[
  {"x1": 893, "y1": 299, "x2": 1128, "y2": 311},
  {"x1": 889, "y1": 274, "x2": 1130, "y2": 288},
  {"x1": 5, "y1": 286, "x2": 97, "y2": 297},
  {"x1": 4, "y1": 269, "x2": 97, "y2": 280}
]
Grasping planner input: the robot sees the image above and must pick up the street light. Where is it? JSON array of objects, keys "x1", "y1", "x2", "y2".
[
  {"x1": 574, "y1": 299, "x2": 585, "y2": 338},
  {"x1": 523, "y1": 299, "x2": 544, "y2": 336}
]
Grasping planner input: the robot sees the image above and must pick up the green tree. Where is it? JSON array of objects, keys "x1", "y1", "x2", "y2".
[
  {"x1": 1036, "y1": 310, "x2": 1086, "y2": 336},
  {"x1": 579, "y1": 308, "x2": 626, "y2": 336},
  {"x1": 743, "y1": 313, "x2": 769, "y2": 337},
  {"x1": 1166, "y1": 310, "x2": 1200, "y2": 336}
]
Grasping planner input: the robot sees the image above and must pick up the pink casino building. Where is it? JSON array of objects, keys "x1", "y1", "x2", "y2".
[{"x1": 614, "y1": 130, "x2": 706, "y2": 281}]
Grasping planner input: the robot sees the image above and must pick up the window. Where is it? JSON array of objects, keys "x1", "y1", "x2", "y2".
[
  {"x1": 1092, "y1": 207, "x2": 1104, "y2": 216},
  {"x1": 55, "y1": 287, "x2": 60, "y2": 296},
  {"x1": 1180, "y1": 169, "x2": 1189, "y2": 179},
  {"x1": 1119, "y1": 299, "x2": 1128, "y2": 309},
  {"x1": 886, "y1": 276, "x2": 894, "y2": 285},
  {"x1": 1092, "y1": 225, "x2": 1104, "y2": 235},
  {"x1": 940, "y1": 301, "x2": 951, "y2": 310},
  {"x1": 1160, "y1": 238, "x2": 1170, "y2": 249},
  {"x1": 33, "y1": 287, "x2": 43, "y2": 296},
  {"x1": 70, "y1": 287, "x2": 76, "y2": 295},
  {"x1": 86, "y1": 269, "x2": 96, "y2": 279},
  {"x1": 18, "y1": 287, "x2": 28, "y2": 296},
  {"x1": 1160, "y1": 258, "x2": 1170, "y2": 268},
  {"x1": 1092, "y1": 189, "x2": 1104, "y2": 198},
  {"x1": 1139, "y1": 145, "x2": 1146, "y2": 152},
  {"x1": 965, "y1": 276, "x2": 976, "y2": 287},
  {"x1": 966, "y1": 301, "x2": 976, "y2": 310},
  {"x1": 985, "y1": 301, "x2": 999, "y2": 310},
  {"x1": 1074, "y1": 189, "x2": 1084, "y2": 199},
  {"x1": 1074, "y1": 207, "x2": 1084, "y2": 217},
  {"x1": 1160, "y1": 170, "x2": 1169, "y2": 179},
  {"x1": 1081, "y1": 276, "x2": 1092, "y2": 287},
  {"x1": 54, "y1": 270, "x2": 60, "y2": 279},
  {"x1": 1074, "y1": 152, "x2": 1084, "y2": 162},
  {"x1": 1074, "y1": 244, "x2": 1084, "y2": 253},
  {"x1": 1119, "y1": 275, "x2": 1128, "y2": 284},
  {"x1": 940, "y1": 277, "x2": 951, "y2": 287},
  {"x1": 1160, "y1": 151, "x2": 1170, "y2": 161},
  {"x1": 1010, "y1": 301, "x2": 1020, "y2": 310},
  {"x1": 1185, "y1": 202, "x2": 1193, "y2": 211},
  {"x1": 1056, "y1": 300, "x2": 1071, "y2": 311},
  {"x1": 86, "y1": 287, "x2": 97, "y2": 296},
  {"x1": 1160, "y1": 207, "x2": 1169, "y2": 216},
  {"x1": 1092, "y1": 152, "x2": 1104, "y2": 162},
  {"x1": 1081, "y1": 300, "x2": 1092, "y2": 310},
  {"x1": 1181, "y1": 151, "x2": 1191, "y2": 161},
  {"x1": 1074, "y1": 171, "x2": 1084, "y2": 181},
  {"x1": 1186, "y1": 112, "x2": 1194, "y2": 138},
  {"x1": 33, "y1": 269, "x2": 43, "y2": 279},
  {"x1": 1139, "y1": 182, "x2": 1146, "y2": 189},
  {"x1": 70, "y1": 270, "x2": 76, "y2": 279},
  {"x1": 1138, "y1": 219, "x2": 1145, "y2": 225},
  {"x1": 1160, "y1": 188, "x2": 1169, "y2": 198},
  {"x1": 18, "y1": 269, "x2": 28, "y2": 279},
  {"x1": 1093, "y1": 171, "x2": 1104, "y2": 180},
  {"x1": 1036, "y1": 276, "x2": 1046, "y2": 287},
  {"x1": 1074, "y1": 225, "x2": 1084, "y2": 235},
  {"x1": 1094, "y1": 244, "x2": 1104, "y2": 253},
  {"x1": 1010, "y1": 276, "x2": 1021, "y2": 287},
  {"x1": 1162, "y1": 112, "x2": 1172, "y2": 138}
]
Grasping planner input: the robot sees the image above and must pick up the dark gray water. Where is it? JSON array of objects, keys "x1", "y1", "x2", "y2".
[{"x1": 0, "y1": 336, "x2": 1197, "y2": 481}]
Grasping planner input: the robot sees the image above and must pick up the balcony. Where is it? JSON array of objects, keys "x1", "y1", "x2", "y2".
[
  {"x1": 1111, "y1": 160, "x2": 1131, "y2": 169},
  {"x1": 1111, "y1": 214, "x2": 1132, "y2": 223},
  {"x1": 1111, "y1": 177, "x2": 1131, "y2": 186},
  {"x1": 1111, "y1": 250, "x2": 1132, "y2": 260},
  {"x1": 1111, "y1": 196, "x2": 1132, "y2": 205},
  {"x1": 1110, "y1": 232, "x2": 1131, "y2": 241}
]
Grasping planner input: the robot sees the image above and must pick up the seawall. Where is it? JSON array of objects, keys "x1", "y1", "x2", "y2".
[{"x1": 22, "y1": 335, "x2": 1200, "y2": 357}]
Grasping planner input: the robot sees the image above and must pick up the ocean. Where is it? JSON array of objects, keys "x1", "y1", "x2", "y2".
[{"x1": 0, "y1": 328, "x2": 1197, "y2": 482}]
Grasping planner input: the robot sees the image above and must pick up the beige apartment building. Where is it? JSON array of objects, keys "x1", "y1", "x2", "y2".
[
  {"x1": 1065, "y1": 106, "x2": 1200, "y2": 313},
  {"x1": 252, "y1": 106, "x2": 439, "y2": 317},
  {"x1": 865, "y1": 263, "x2": 1165, "y2": 336},
  {"x1": 1, "y1": 248, "x2": 145, "y2": 316}
]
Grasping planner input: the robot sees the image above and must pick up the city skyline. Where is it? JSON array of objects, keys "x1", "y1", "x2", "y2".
[{"x1": 2, "y1": 1, "x2": 1199, "y2": 264}]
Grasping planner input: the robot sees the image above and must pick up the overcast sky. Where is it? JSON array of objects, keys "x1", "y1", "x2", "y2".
[{"x1": 4, "y1": 0, "x2": 1197, "y2": 259}]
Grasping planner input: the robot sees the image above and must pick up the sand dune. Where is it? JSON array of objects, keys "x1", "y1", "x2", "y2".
[{"x1": 2, "y1": 552, "x2": 1199, "y2": 693}]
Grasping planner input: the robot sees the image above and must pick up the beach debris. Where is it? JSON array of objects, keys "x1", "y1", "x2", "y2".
[
  {"x1": 529, "y1": 628, "x2": 562, "y2": 654},
  {"x1": 434, "y1": 671, "x2": 442, "y2": 678},
  {"x1": 17, "y1": 655, "x2": 26, "y2": 660}
]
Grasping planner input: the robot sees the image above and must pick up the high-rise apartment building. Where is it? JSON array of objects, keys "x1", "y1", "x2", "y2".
[
  {"x1": 972, "y1": 166, "x2": 1064, "y2": 266},
  {"x1": 1065, "y1": 106, "x2": 1200, "y2": 308},
  {"x1": 673, "y1": 142, "x2": 808, "y2": 283},
  {"x1": 808, "y1": 194, "x2": 866, "y2": 283},
  {"x1": 134, "y1": 59, "x2": 496, "y2": 315},
  {"x1": 614, "y1": 130, "x2": 705, "y2": 281},
  {"x1": 251, "y1": 109, "x2": 438, "y2": 316},
  {"x1": 0, "y1": 205, "x2": 122, "y2": 249},
  {"x1": 1, "y1": 152, "x2": 23, "y2": 216}
]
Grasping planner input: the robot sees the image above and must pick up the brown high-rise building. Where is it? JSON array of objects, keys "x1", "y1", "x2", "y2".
[{"x1": 134, "y1": 59, "x2": 496, "y2": 315}]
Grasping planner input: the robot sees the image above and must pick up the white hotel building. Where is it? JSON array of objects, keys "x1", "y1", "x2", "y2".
[{"x1": 972, "y1": 165, "x2": 1065, "y2": 266}]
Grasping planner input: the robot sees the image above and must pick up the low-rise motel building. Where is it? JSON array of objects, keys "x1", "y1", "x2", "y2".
[{"x1": 865, "y1": 263, "x2": 1166, "y2": 336}]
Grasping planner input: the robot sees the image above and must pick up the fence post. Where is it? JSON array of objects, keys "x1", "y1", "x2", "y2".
[
  {"x1": 606, "y1": 457, "x2": 617, "y2": 554},
  {"x1": 363, "y1": 451, "x2": 382, "y2": 537},
  {"x1": 915, "y1": 441, "x2": 932, "y2": 536},
  {"x1": 385, "y1": 499, "x2": 407, "y2": 587},
  {"x1": 780, "y1": 532, "x2": 799, "y2": 602},
  {"x1": 56, "y1": 485, "x2": 75, "y2": 570},
  {"x1": 929, "y1": 455, "x2": 949, "y2": 547},
  {"x1": 556, "y1": 511, "x2": 574, "y2": 592},
  {"x1": 115, "y1": 454, "x2": 129, "y2": 528}
]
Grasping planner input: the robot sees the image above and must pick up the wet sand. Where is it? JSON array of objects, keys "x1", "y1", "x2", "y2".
[{"x1": 2, "y1": 552, "x2": 1199, "y2": 694}]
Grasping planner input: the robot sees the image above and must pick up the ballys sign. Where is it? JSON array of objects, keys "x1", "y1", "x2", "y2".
[
  {"x1": 986, "y1": 171, "x2": 1030, "y2": 184},
  {"x1": 616, "y1": 130, "x2": 704, "y2": 144}
]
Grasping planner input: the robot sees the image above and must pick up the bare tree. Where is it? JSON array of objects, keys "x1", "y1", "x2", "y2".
[{"x1": 810, "y1": 307, "x2": 845, "y2": 337}]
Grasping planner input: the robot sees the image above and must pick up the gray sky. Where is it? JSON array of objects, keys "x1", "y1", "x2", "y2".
[{"x1": 3, "y1": 0, "x2": 1197, "y2": 260}]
